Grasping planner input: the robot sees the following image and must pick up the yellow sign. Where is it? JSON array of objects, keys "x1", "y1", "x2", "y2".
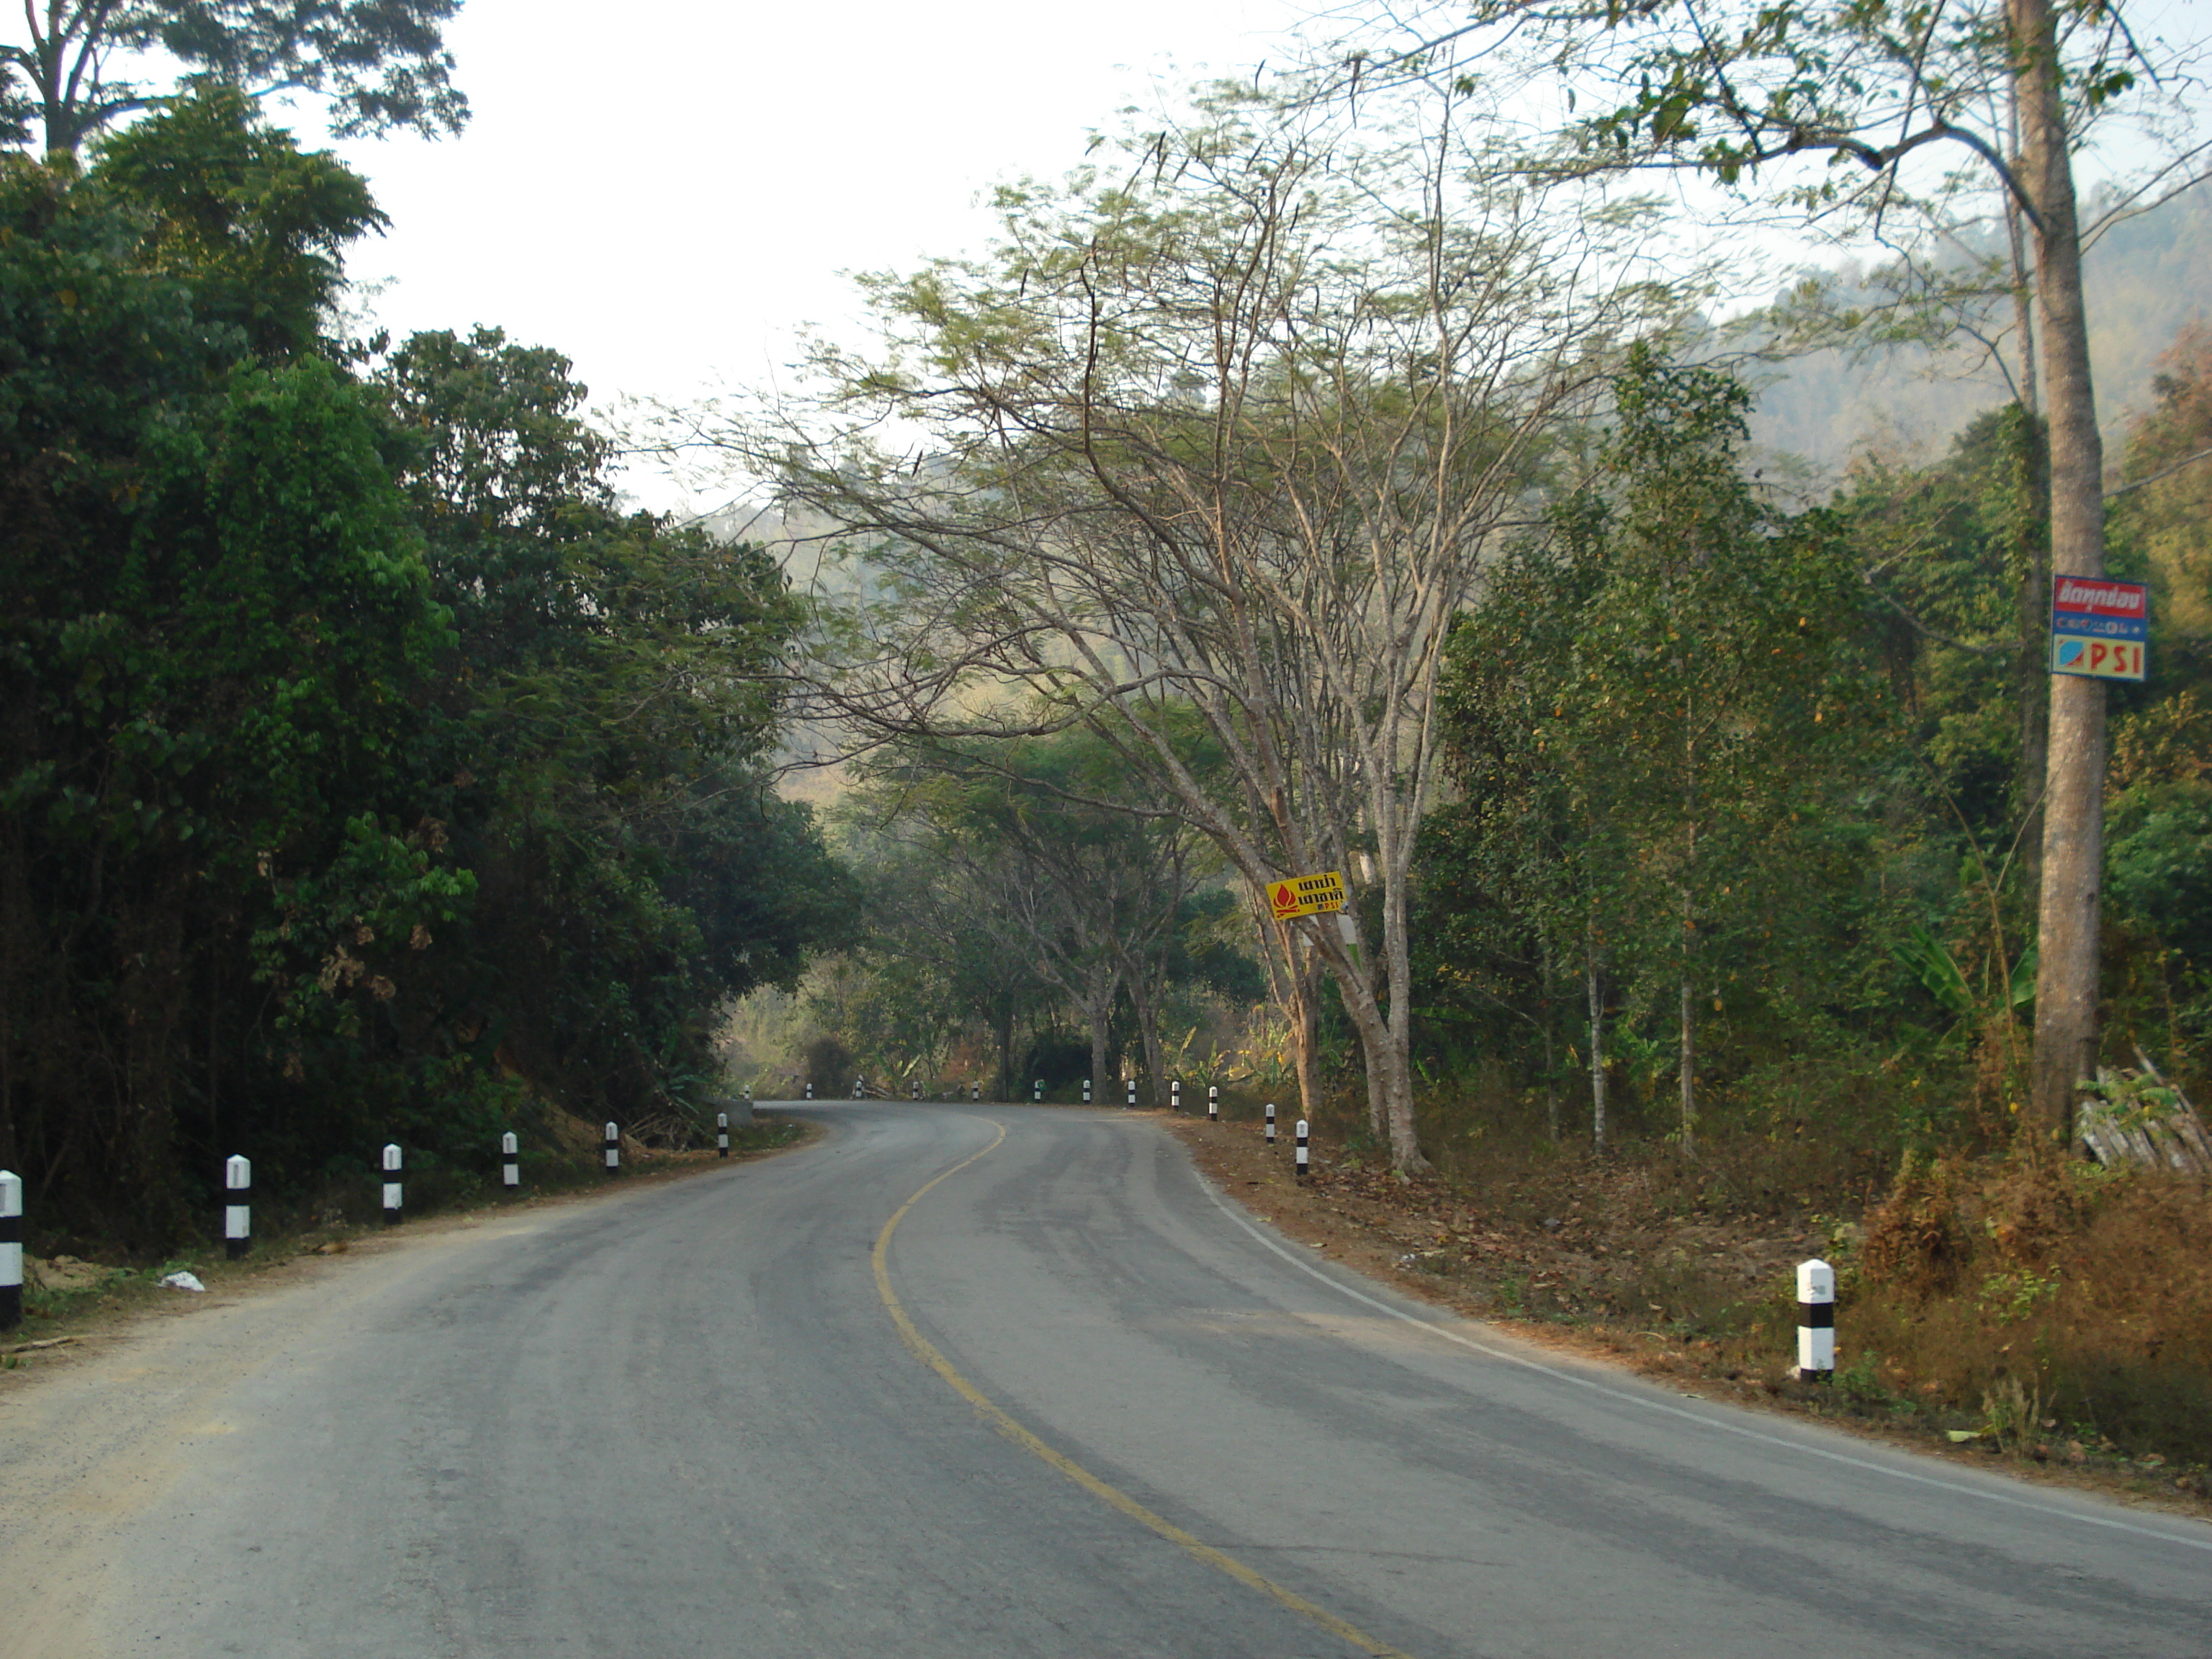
[{"x1": 1268, "y1": 871, "x2": 1345, "y2": 921}]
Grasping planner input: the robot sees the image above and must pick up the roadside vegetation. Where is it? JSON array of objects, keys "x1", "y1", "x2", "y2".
[
  {"x1": 1, "y1": 89, "x2": 853, "y2": 1256},
  {"x1": 6, "y1": 0, "x2": 2210, "y2": 1483}
]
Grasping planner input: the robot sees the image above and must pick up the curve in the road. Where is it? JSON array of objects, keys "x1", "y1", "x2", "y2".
[{"x1": 872, "y1": 1115, "x2": 1416, "y2": 1659}]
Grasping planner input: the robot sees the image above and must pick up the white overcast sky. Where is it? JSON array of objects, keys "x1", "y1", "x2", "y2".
[{"x1": 310, "y1": 0, "x2": 1328, "y2": 511}]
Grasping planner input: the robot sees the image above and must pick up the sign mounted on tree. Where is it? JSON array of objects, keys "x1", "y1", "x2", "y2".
[
  {"x1": 1267, "y1": 871, "x2": 1346, "y2": 921},
  {"x1": 2051, "y1": 576, "x2": 2148, "y2": 682}
]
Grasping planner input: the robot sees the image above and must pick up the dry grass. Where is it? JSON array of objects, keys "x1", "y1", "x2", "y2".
[
  {"x1": 1170, "y1": 1098, "x2": 2212, "y2": 1506},
  {"x1": 1850, "y1": 1152, "x2": 2212, "y2": 1462}
]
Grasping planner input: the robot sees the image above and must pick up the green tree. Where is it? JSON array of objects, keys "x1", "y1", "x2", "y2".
[
  {"x1": 1334, "y1": 0, "x2": 2209, "y2": 1138},
  {"x1": 1431, "y1": 351, "x2": 1874, "y2": 1154},
  {"x1": 374, "y1": 325, "x2": 852, "y2": 1124},
  {"x1": 1, "y1": 96, "x2": 850, "y2": 1238},
  {"x1": 4, "y1": 0, "x2": 467, "y2": 156},
  {"x1": 92, "y1": 83, "x2": 386, "y2": 354},
  {"x1": 688, "y1": 92, "x2": 1680, "y2": 1169},
  {"x1": 0, "y1": 115, "x2": 459, "y2": 1225}
]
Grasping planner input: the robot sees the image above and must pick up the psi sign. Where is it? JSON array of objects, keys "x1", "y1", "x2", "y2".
[{"x1": 2051, "y1": 575, "x2": 2147, "y2": 683}]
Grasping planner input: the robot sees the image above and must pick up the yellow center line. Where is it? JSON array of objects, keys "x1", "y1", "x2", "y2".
[{"x1": 870, "y1": 1117, "x2": 1420, "y2": 1659}]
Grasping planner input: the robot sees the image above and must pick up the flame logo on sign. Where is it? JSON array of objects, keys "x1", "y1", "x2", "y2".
[{"x1": 1272, "y1": 882, "x2": 1296, "y2": 917}]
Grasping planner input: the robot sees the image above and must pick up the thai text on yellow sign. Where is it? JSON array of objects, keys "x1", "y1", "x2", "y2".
[{"x1": 1267, "y1": 871, "x2": 1345, "y2": 921}]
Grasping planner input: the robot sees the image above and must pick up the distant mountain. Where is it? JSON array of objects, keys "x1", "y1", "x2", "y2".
[{"x1": 1745, "y1": 180, "x2": 2212, "y2": 480}]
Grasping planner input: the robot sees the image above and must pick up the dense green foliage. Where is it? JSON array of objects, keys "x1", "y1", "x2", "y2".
[
  {"x1": 1408, "y1": 341, "x2": 2212, "y2": 1161},
  {"x1": 0, "y1": 92, "x2": 847, "y2": 1244}
]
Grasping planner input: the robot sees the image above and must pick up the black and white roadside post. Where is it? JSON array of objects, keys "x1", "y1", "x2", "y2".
[
  {"x1": 502, "y1": 1131, "x2": 520, "y2": 1188},
  {"x1": 716, "y1": 1114, "x2": 729, "y2": 1159},
  {"x1": 382, "y1": 1145, "x2": 403, "y2": 1226},
  {"x1": 911, "y1": 1081, "x2": 920, "y2": 1101},
  {"x1": 1, "y1": 1169, "x2": 22, "y2": 1331},
  {"x1": 1124, "y1": 1077, "x2": 1136, "y2": 1108},
  {"x1": 1033, "y1": 1079, "x2": 1043, "y2": 1102},
  {"x1": 1797, "y1": 1259, "x2": 1836, "y2": 1382},
  {"x1": 603, "y1": 1122, "x2": 621, "y2": 1174},
  {"x1": 804, "y1": 1082, "x2": 814, "y2": 1100},
  {"x1": 1295, "y1": 1120, "x2": 1310, "y2": 1181},
  {"x1": 1265, "y1": 1102, "x2": 1277, "y2": 1144},
  {"x1": 1082, "y1": 1078, "x2": 1092, "y2": 1104},
  {"x1": 970, "y1": 1084, "x2": 979, "y2": 1102},
  {"x1": 223, "y1": 1155, "x2": 251, "y2": 1260},
  {"x1": 1170, "y1": 1079, "x2": 1182, "y2": 1113},
  {"x1": 1207, "y1": 1084, "x2": 1220, "y2": 1123}
]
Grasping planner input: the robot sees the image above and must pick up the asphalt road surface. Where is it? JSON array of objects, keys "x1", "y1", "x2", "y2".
[{"x1": 6, "y1": 1100, "x2": 2209, "y2": 1658}]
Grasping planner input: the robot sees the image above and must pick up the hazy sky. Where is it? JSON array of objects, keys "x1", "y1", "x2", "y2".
[{"x1": 310, "y1": 0, "x2": 1328, "y2": 511}]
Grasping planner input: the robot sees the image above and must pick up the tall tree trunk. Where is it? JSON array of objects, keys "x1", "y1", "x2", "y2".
[
  {"x1": 2015, "y1": 0, "x2": 2108, "y2": 1142},
  {"x1": 1586, "y1": 932, "x2": 1609, "y2": 1158},
  {"x1": 1678, "y1": 963, "x2": 1697, "y2": 1161},
  {"x1": 2005, "y1": 83, "x2": 2050, "y2": 888},
  {"x1": 1287, "y1": 927, "x2": 1323, "y2": 1128},
  {"x1": 1679, "y1": 715, "x2": 1699, "y2": 1161},
  {"x1": 1540, "y1": 942, "x2": 1561, "y2": 1143},
  {"x1": 1380, "y1": 864, "x2": 1427, "y2": 1172},
  {"x1": 1326, "y1": 909, "x2": 1425, "y2": 1167},
  {"x1": 1257, "y1": 905, "x2": 1323, "y2": 1128},
  {"x1": 2010, "y1": 407, "x2": 2051, "y2": 884}
]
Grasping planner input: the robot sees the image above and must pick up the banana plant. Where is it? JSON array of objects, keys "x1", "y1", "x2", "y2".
[{"x1": 1889, "y1": 925, "x2": 2034, "y2": 1024}]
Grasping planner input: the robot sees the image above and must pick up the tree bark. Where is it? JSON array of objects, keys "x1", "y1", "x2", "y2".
[
  {"x1": 1586, "y1": 933, "x2": 1609, "y2": 1157},
  {"x1": 1540, "y1": 941, "x2": 1561, "y2": 1143},
  {"x1": 2015, "y1": 0, "x2": 2108, "y2": 1142},
  {"x1": 1679, "y1": 965, "x2": 1697, "y2": 1161}
]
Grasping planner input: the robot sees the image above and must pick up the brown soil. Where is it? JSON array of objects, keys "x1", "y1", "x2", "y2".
[{"x1": 1161, "y1": 1110, "x2": 2212, "y2": 1522}]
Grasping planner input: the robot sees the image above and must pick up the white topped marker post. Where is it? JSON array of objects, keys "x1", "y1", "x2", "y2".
[
  {"x1": 223, "y1": 1155, "x2": 251, "y2": 1259},
  {"x1": 716, "y1": 1114, "x2": 729, "y2": 1159},
  {"x1": 382, "y1": 1145, "x2": 403, "y2": 1226},
  {"x1": 603, "y1": 1122, "x2": 621, "y2": 1174},
  {"x1": 1295, "y1": 1120, "x2": 1310, "y2": 1181},
  {"x1": 501, "y1": 1131, "x2": 520, "y2": 1188},
  {"x1": 1265, "y1": 1102, "x2": 1277, "y2": 1144},
  {"x1": 1797, "y1": 1259, "x2": 1836, "y2": 1382},
  {"x1": 0, "y1": 1170, "x2": 22, "y2": 1331},
  {"x1": 1207, "y1": 1084, "x2": 1220, "y2": 1122}
]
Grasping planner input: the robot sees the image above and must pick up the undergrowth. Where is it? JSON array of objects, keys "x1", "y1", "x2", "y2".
[{"x1": 1217, "y1": 1064, "x2": 2212, "y2": 1480}]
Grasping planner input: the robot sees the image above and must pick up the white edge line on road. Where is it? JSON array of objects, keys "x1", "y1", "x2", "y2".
[{"x1": 1195, "y1": 1174, "x2": 2212, "y2": 1555}]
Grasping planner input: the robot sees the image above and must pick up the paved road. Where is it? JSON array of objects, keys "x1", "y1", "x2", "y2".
[{"x1": 6, "y1": 1101, "x2": 2209, "y2": 1658}]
